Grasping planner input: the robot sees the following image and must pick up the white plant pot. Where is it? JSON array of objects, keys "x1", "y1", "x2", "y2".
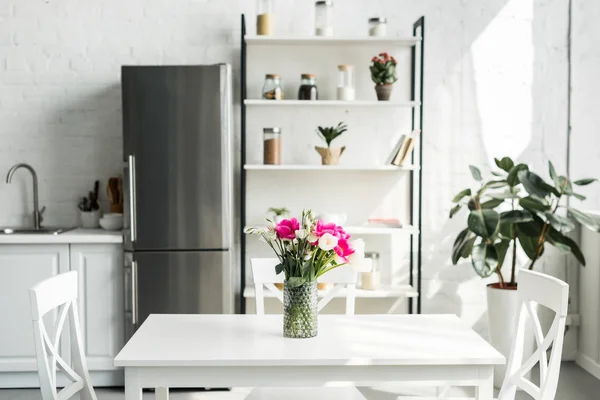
[
  {"x1": 80, "y1": 210, "x2": 101, "y2": 229},
  {"x1": 487, "y1": 284, "x2": 535, "y2": 388}
]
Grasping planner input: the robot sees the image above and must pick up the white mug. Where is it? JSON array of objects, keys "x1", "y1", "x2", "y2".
[{"x1": 316, "y1": 212, "x2": 347, "y2": 225}]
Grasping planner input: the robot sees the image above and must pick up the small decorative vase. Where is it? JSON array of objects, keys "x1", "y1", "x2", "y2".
[
  {"x1": 80, "y1": 210, "x2": 101, "y2": 229},
  {"x1": 283, "y1": 281, "x2": 318, "y2": 338},
  {"x1": 315, "y1": 146, "x2": 346, "y2": 165},
  {"x1": 375, "y1": 84, "x2": 393, "y2": 101}
]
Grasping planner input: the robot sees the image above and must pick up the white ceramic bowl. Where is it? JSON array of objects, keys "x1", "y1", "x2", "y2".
[
  {"x1": 99, "y1": 217, "x2": 123, "y2": 231},
  {"x1": 102, "y1": 213, "x2": 123, "y2": 220}
]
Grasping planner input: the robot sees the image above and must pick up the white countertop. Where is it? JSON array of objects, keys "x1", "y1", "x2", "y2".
[{"x1": 0, "y1": 228, "x2": 123, "y2": 244}]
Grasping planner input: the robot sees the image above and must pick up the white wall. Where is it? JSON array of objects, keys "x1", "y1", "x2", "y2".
[{"x1": 0, "y1": 0, "x2": 574, "y2": 338}]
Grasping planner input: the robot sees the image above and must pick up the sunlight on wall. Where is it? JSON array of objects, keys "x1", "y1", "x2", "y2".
[{"x1": 471, "y1": 0, "x2": 533, "y2": 163}]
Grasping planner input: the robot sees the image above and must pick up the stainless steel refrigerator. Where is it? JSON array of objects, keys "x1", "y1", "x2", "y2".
[{"x1": 121, "y1": 65, "x2": 234, "y2": 340}]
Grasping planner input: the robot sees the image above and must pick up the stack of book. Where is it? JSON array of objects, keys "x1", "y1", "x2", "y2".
[{"x1": 387, "y1": 130, "x2": 420, "y2": 167}]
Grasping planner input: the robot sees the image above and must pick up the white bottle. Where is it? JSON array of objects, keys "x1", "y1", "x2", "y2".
[{"x1": 336, "y1": 64, "x2": 355, "y2": 101}]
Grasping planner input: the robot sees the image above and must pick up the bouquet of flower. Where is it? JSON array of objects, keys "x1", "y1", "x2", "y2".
[{"x1": 245, "y1": 210, "x2": 371, "y2": 288}]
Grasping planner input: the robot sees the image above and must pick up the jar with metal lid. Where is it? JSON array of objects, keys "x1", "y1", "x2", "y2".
[
  {"x1": 263, "y1": 127, "x2": 281, "y2": 165},
  {"x1": 298, "y1": 74, "x2": 318, "y2": 100},
  {"x1": 361, "y1": 252, "x2": 380, "y2": 290},
  {"x1": 336, "y1": 64, "x2": 355, "y2": 101},
  {"x1": 256, "y1": 0, "x2": 274, "y2": 35},
  {"x1": 368, "y1": 17, "x2": 387, "y2": 37},
  {"x1": 315, "y1": 1, "x2": 333, "y2": 36},
  {"x1": 262, "y1": 74, "x2": 283, "y2": 100}
]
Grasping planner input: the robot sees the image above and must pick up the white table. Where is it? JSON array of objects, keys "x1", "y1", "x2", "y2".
[{"x1": 114, "y1": 314, "x2": 504, "y2": 400}]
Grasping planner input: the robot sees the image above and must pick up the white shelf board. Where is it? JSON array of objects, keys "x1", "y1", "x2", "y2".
[
  {"x1": 244, "y1": 99, "x2": 420, "y2": 107},
  {"x1": 245, "y1": 36, "x2": 422, "y2": 46},
  {"x1": 244, "y1": 225, "x2": 417, "y2": 235},
  {"x1": 243, "y1": 284, "x2": 419, "y2": 299},
  {"x1": 244, "y1": 164, "x2": 417, "y2": 171}
]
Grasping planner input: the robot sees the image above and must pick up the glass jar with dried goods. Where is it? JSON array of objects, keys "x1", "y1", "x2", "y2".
[
  {"x1": 256, "y1": 0, "x2": 274, "y2": 35},
  {"x1": 263, "y1": 127, "x2": 281, "y2": 165},
  {"x1": 361, "y1": 252, "x2": 380, "y2": 290},
  {"x1": 368, "y1": 17, "x2": 387, "y2": 37},
  {"x1": 298, "y1": 74, "x2": 318, "y2": 100},
  {"x1": 262, "y1": 74, "x2": 283, "y2": 100},
  {"x1": 336, "y1": 64, "x2": 355, "y2": 101},
  {"x1": 314, "y1": 1, "x2": 333, "y2": 36}
]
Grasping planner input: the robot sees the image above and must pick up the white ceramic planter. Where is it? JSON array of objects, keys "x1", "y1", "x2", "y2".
[
  {"x1": 487, "y1": 284, "x2": 535, "y2": 387},
  {"x1": 80, "y1": 210, "x2": 101, "y2": 229}
]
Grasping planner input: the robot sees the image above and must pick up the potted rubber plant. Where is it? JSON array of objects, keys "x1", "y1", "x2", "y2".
[
  {"x1": 78, "y1": 180, "x2": 101, "y2": 228},
  {"x1": 370, "y1": 52, "x2": 397, "y2": 101},
  {"x1": 449, "y1": 156, "x2": 599, "y2": 385},
  {"x1": 315, "y1": 122, "x2": 347, "y2": 165}
]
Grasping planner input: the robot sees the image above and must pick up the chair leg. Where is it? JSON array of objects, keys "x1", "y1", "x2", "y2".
[
  {"x1": 475, "y1": 367, "x2": 493, "y2": 400},
  {"x1": 156, "y1": 387, "x2": 169, "y2": 400}
]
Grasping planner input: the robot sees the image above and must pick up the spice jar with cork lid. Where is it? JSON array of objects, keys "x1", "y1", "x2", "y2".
[
  {"x1": 263, "y1": 127, "x2": 281, "y2": 165},
  {"x1": 298, "y1": 74, "x2": 318, "y2": 100},
  {"x1": 262, "y1": 74, "x2": 283, "y2": 100},
  {"x1": 256, "y1": 0, "x2": 274, "y2": 35},
  {"x1": 361, "y1": 252, "x2": 380, "y2": 290},
  {"x1": 314, "y1": 1, "x2": 333, "y2": 36},
  {"x1": 337, "y1": 64, "x2": 355, "y2": 101}
]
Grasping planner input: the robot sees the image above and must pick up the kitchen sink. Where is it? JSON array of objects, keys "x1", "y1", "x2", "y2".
[{"x1": 0, "y1": 227, "x2": 76, "y2": 235}]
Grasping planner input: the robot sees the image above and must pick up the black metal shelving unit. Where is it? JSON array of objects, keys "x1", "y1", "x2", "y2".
[{"x1": 240, "y1": 14, "x2": 425, "y2": 315}]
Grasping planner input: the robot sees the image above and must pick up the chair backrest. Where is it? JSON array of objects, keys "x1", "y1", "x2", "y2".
[
  {"x1": 29, "y1": 271, "x2": 97, "y2": 400},
  {"x1": 251, "y1": 258, "x2": 357, "y2": 315},
  {"x1": 497, "y1": 270, "x2": 569, "y2": 400}
]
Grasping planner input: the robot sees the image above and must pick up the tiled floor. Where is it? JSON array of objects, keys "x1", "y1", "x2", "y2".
[{"x1": 1, "y1": 363, "x2": 599, "y2": 399}]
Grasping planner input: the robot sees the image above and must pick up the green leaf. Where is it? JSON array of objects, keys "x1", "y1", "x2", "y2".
[
  {"x1": 558, "y1": 176, "x2": 572, "y2": 194},
  {"x1": 568, "y1": 208, "x2": 600, "y2": 232},
  {"x1": 501, "y1": 210, "x2": 533, "y2": 224},
  {"x1": 469, "y1": 165, "x2": 482, "y2": 182},
  {"x1": 518, "y1": 232, "x2": 539, "y2": 260},
  {"x1": 498, "y1": 222, "x2": 514, "y2": 239},
  {"x1": 492, "y1": 170, "x2": 505, "y2": 177},
  {"x1": 518, "y1": 219, "x2": 544, "y2": 237},
  {"x1": 452, "y1": 228, "x2": 471, "y2": 264},
  {"x1": 549, "y1": 161, "x2": 560, "y2": 188},
  {"x1": 275, "y1": 263, "x2": 284, "y2": 275},
  {"x1": 452, "y1": 188, "x2": 472, "y2": 203},
  {"x1": 507, "y1": 164, "x2": 529, "y2": 186},
  {"x1": 286, "y1": 277, "x2": 305, "y2": 288},
  {"x1": 488, "y1": 192, "x2": 520, "y2": 200},
  {"x1": 480, "y1": 198, "x2": 504, "y2": 209},
  {"x1": 569, "y1": 192, "x2": 586, "y2": 201},
  {"x1": 547, "y1": 228, "x2": 586, "y2": 265},
  {"x1": 483, "y1": 180, "x2": 509, "y2": 190},
  {"x1": 468, "y1": 209, "x2": 500, "y2": 238},
  {"x1": 471, "y1": 241, "x2": 498, "y2": 278},
  {"x1": 544, "y1": 212, "x2": 576, "y2": 234},
  {"x1": 461, "y1": 236, "x2": 477, "y2": 258},
  {"x1": 495, "y1": 157, "x2": 514, "y2": 173},
  {"x1": 495, "y1": 239, "x2": 511, "y2": 269},
  {"x1": 519, "y1": 196, "x2": 550, "y2": 212},
  {"x1": 518, "y1": 170, "x2": 559, "y2": 198},
  {"x1": 449, "y1": 204, "x2": 462, "y2": 219},
  {"x1": 574, "y1": 178, "x2": 598, "y2": 186}
]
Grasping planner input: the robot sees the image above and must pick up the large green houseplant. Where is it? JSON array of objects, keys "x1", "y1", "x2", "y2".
[{"x1": 449, "y1": 156, "x2": 599, "y2": 386}]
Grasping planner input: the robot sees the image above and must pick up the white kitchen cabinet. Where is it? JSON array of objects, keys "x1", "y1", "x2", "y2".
[{"x1": 0, "y1": 239, "x2": 124, "y2": 388}]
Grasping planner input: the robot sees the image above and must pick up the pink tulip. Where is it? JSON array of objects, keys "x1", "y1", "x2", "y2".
[
  {"x1": 334, "y1": 238, "x2": 355, "y2": 261},
  {"x1": 274, "y1": 218, "x2": 300, "y2": 240},
  {"x1": 313, "y1": 220, "x2": 350, "y2": 240}
]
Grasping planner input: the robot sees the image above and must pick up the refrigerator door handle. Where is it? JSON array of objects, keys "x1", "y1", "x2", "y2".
[
  {"x1": 128, "y1": 154, "x2": 137, "y2": 243},
  {"x1": 131, "y1": 260, "x2": 138, "y2": 325}
]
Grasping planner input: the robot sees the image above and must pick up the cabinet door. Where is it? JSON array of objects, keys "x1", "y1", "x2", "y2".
[
  {"x1": 70, "y1": 244, "x2": 124, "y2": 371},
  {"x1": 0, "y1": 245, "x2": 70, "y2": 372}
]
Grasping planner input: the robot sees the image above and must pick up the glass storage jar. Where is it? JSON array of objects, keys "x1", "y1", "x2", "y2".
[
  {"x1": 262, "y1": 74, "x2": 283, "y2": 100},
  {"x1": 361, "y1": 252, "x2": 380, "y2": 290},
  {"x1": 256, "y1": 0, "x2": 274, "y2": 35},
  {"x1": 298, "y1": 74, "x2": 318, "y2": 100},
  {"x1": 314, "y1": 1, "x2": 333, "y2": 36},
  {"x1": 368, "y1": 17, "x2": 387, "y2": 37},
  {"x1": 336, "y1": 64, "x2": 355, "y2": 101},
  {"x1": 263, "y1": 127, "x2": 281, "y2": 165}
]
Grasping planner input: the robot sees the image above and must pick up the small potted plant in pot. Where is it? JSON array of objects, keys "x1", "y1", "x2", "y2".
[
  {"x1": 370, "y1": 52, "x2": 398, "y2": 101},
  {"x1": 449, "y1": 156, "x2": 599, "y2": 385},
  {"x1": 268, "y1": 207, "x2": 290, "y2": 223},
  {"x1": 78, "y1": 180, "x2": 101, "y2": 228},
  {"x1": 315, "y1": 122, "x2": 347, "y2": 165}
]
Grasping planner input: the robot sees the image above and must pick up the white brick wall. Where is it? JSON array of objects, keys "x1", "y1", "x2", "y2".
[{"x1": 0, "y1": 0, "x2": 573, "y2": 337}]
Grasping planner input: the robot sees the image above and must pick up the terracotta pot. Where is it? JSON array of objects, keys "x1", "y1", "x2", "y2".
[
  {"x1": 375, "y1": 84, "x2": 393, "y2": 101},
  {"x1": 315, "y1": 146, "x2": 346, "y2": 165},
  {"x1": 274, "y1": 283, "x2": 284, "y2": 290}
]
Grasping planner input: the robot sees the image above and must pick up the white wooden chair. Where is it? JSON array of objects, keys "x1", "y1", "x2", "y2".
[
  {"x1": 399, "y1": 269, "x2": 569, "y2": 400},
  {"x1": 247, "y1": 257, "x2": 365, "y2": 400},
  {"x1": 29, "y1": 271, "x2": 97, "y2": 400}
]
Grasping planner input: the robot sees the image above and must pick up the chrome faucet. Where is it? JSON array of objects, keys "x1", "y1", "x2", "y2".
[{"x1": 6, "y1": 163, "x2": 45, "y2": 229}]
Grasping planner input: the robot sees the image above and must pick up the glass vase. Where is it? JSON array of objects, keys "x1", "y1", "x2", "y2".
[{"x1": 283, "y1": 280, "x2": 318, "y2": 338}]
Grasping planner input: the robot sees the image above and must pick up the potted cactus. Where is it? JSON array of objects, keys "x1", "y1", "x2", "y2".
[
  {"x1": 315, "y1": 122, "x2": 348, "y2": 165},
  {"x1": 370, "y1": 52, "x2": 398, "y2": 101},
  {"x1": 78, "y1": 180, "x2": 101, "y2": 228}
]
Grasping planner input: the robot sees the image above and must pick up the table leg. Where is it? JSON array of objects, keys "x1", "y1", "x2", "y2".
[
  {"x1": 475, "y1": 366, "x2": 494, "y2": 400},
  {"x1": 124, "y1": 369, "x2": 142, "y2": 400},
  {"x1": 156, "y1": 387, "x2": 169, "y2": 400}
]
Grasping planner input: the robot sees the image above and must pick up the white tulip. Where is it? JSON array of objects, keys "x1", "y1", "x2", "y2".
[
  {"x1": 318, "y1": 233, "x2": 338, "y2": 251},
  {"x1": 307, "y1": 233, "x2": 318, "y2": 243},
  {"x1": 295, "y1": 229, "x2": 307, "y2": 239}
]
